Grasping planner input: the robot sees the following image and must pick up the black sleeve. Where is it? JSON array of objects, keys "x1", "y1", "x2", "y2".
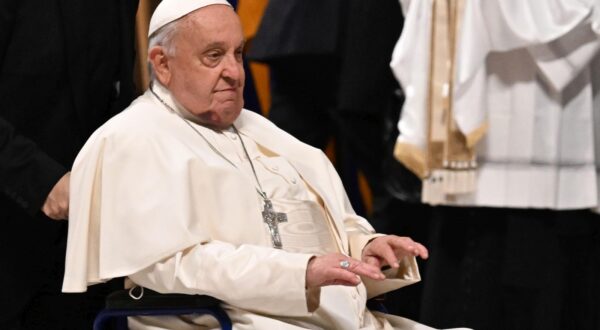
[{"x1": 0, "y1": 1, "x2": 67, "y2": 216}]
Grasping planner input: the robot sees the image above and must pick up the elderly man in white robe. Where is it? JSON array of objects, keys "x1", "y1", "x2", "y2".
[{"x1": 61, "y1": 1, "x2": 457, "y2": 329}]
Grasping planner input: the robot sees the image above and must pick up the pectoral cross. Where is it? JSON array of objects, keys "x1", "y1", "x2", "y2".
[{"x1": 262, "y1": 199, "x2": 287, "y2": 249}]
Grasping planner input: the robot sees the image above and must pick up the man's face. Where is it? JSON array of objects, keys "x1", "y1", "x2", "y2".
[{"x1": 165, "y1": 5, "x2": 245, "y2": 129}]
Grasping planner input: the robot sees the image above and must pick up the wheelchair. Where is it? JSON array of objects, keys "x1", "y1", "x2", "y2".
[
  {"x1": 93, "y1": 286, "x2": 232, "y2": 330},
  {"x1": 94, "y1": 285, "x2": 388, "y2": 330}
]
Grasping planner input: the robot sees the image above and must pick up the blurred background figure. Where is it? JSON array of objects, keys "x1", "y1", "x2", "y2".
[
  {"x1": 247, "y1": 0, "x2": 409, "y2": 238},
  {"x1": 245, "y1": 0, "x2": 430, "y2": 320},
  {"x1": 0, "y1": 1, "x2": 138, "y2": 328},
  {"x1": 393, "y1": 0, "x2": 600, "y2": 329}
]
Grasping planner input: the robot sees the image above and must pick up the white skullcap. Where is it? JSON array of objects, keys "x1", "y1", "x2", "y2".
[{"x1": 148, "y1": 0, "x2": 232, "y2": 37}]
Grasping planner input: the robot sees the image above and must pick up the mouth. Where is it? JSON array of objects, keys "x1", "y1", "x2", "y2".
[{"x1": 215, "y1": 87, "x2": 237, "y2": 93}]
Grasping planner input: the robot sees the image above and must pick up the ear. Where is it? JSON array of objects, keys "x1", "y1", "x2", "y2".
[{"x1": 148, "y1": 46, "x2": 171, "y2": 86}]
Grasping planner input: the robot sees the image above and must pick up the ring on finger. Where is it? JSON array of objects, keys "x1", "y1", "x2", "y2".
[{"x1": 340, "y1": 260, "x2": 350, "y2": 269}]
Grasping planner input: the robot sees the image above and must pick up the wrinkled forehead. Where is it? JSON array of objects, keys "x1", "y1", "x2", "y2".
[
  {"x1": 148, "y1": 0, "x2": 232, "y2": 37},
  {"x1": 175, "y1": 6, "x2": 244, "y2": 48}
]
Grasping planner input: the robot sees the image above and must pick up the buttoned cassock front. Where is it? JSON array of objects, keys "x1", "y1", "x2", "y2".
[{"x1": 61, "y1": 85, "x2": 437, "y2": 329}]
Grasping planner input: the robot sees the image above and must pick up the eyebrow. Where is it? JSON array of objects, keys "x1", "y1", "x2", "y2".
[{"x1": 203, "y1": 40, "x2": 246, "y2": 50}]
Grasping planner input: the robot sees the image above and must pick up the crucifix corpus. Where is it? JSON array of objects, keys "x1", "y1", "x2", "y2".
[{"x1": 262, "y1": 199, "x2": 287, "y2": 249}]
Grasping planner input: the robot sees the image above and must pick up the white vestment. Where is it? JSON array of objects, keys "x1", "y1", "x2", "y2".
[
  {"x1": 393, "y1": 0, "x2": 600, "y2": 209},
  {"x1": 62, "y1": 83, "x2": 448, "y2": 329}
]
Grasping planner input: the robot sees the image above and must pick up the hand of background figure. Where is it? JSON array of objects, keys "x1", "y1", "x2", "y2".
[
  {"x1": 41, "y1": 172, "x2": 70, "y2": 220},
  {"x1": 361, "y1": 236, "x2": 428, "y2": 269},
  {"x1": 305, "y1": 253, "x2": 385, "y2": 289}
]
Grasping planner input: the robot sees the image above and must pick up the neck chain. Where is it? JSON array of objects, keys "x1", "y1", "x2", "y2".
[
  {"x1": 149, "y1": 84, "x2": 289, "y2": 249},
  {"x1": 149, "y1": 84, "x2": 267, "y2": 199}
]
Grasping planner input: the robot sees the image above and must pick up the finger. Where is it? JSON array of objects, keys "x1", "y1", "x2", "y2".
[
  {"x1": 46, "y1": 208, "x2": 68, "y2": 221},
  {"x1": 362, "y1": 255, "x2": 382, "y2": 269},
  {"x1": 43, "y1": 205, "x2": 59, "y2": 220},
  {"x1": 49, "y1": 212, "x2": 65, "y2": 221},
  {"x1": 374, "y1": 244, "x2": 400, "y2": 268},
  {"x1": 415, "y1": 242, "x2": 429, "y2": 259},
  {"x1": 388, "y1": 237, "x2": 423, "y2": 258},
  {"x1": 58, "y1": 211, "x2": 68, "y2": 220},
  {"x1": 326, "y1": 268, "x2": 361, "y2": 286},
  {"x1": 51, "y1": 206, "x2": 68, "y2": 220},
  {"x1": 347, "y1": 260, "x2": 385, "y2": 280},
  {"x1": 387, "y1": 236, "x2": 416, "y2": 251},
  {"x1": 327, "y1": 278, "x2": 363, "y2": 286}
]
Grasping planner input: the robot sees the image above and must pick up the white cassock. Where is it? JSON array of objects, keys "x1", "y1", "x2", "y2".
[
  {"x1": 62, "y1": 83, "x2": 457, "y2": 329},
  {"x1": 393, "y1": 0, "x2": 600, "y2": 209}
]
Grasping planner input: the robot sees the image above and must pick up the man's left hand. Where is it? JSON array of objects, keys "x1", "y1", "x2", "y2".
[
  {"x1": 41, "y1": 172, "x2": 70, "y2": 220},
  {"x1": 361, "y1": 235, "x2": 428, "y2": 269}
]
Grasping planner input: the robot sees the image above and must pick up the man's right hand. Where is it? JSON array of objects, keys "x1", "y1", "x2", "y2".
[
  {"x1": 41, "y1": 172, "x2": 70, "y2": 220},
  {"x1": 306, "y1": 253, "x2": 385, "y2": 289}
]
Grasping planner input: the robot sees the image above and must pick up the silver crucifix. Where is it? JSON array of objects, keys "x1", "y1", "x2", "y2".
[{"x1": 262, "y1": 199, "x2": 287, "y2": 249}]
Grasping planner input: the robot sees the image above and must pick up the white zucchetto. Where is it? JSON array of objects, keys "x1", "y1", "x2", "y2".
[{"x1": 148, "y1": 0, "x2": 232, "y2": 37}]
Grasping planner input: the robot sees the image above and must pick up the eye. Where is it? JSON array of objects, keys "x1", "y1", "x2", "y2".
[
  {"x1": 207, "y1": 51, "x2": 221, "y2": 60},
  {"x1": 202, "y1": 50, "x2": 223, "y2": 66},
  {"x1": 235, "y1": 48, "x2": 244, "y2": 62}
]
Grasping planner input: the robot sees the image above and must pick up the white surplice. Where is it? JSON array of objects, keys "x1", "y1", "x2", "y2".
[
  {"x1": 392, "y1": 0, "x2": 600, "y2": 209},
  {"x1": 62, "y1": 83, "x2": 448, "y2": 329}
]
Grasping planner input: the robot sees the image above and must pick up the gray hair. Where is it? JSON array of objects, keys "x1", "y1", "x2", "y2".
[{"x1": 147, "y1": 18, "x2": 181, "y2": 81}]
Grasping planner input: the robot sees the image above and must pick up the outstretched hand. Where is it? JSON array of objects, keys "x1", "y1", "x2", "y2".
[
  {"x1": 41, "y1": 172, "x2": 70, "y2": 220},
  {"x1": 361, "y1": 235, "x2": 428, "y2": 269},
  {"x1": 306, "y1": 253, "x2": 386, "y2": 289}
]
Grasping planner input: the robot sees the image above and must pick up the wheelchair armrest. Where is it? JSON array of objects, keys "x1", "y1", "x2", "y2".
[
  {"x1": 94, "y1": 287, "x2": 232, "y2": 330},
  {"x1": 105, "y1": 287, "x2": 222, "y2": 310}
]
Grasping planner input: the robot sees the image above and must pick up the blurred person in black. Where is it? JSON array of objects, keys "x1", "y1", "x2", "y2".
[
  {"x1": 0, "y1": 1, "x2": 138, "y2": 328},
  {"x1": 248, "y1": 0, "x2": 411, "y2": 232},
  {"x1": 247, "y1": 0, "x2": 431, "y2": 320}
]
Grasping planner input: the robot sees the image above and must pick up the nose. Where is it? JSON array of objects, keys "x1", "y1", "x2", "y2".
[{"x1": 221, "y1": 54, "x2": 243, "y2": 82}]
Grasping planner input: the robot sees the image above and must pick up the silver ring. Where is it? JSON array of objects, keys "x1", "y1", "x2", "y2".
[{"x1": 340, "y1": 260, "x2": 350, "y2": 269}]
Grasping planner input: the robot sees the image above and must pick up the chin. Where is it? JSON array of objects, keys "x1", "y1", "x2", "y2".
[{"x1": 213, "y1": 107, "x2": 242, "y2": 129}]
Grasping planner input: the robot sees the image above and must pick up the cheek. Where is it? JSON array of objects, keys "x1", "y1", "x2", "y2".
[{"x1": 179, "y1": 66, "x2": 215, "y2": 93}]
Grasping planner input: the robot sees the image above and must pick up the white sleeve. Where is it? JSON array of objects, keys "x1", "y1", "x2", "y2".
[
  {"x1": 128, "y1": 240, "x2": 318, "y2": 317},
  {"x1": 456, "y1": 0, "x2": 595, "y2": 87},
  {"x1": 529, "y1": 20, "x2": 600, "y2": 92}
]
